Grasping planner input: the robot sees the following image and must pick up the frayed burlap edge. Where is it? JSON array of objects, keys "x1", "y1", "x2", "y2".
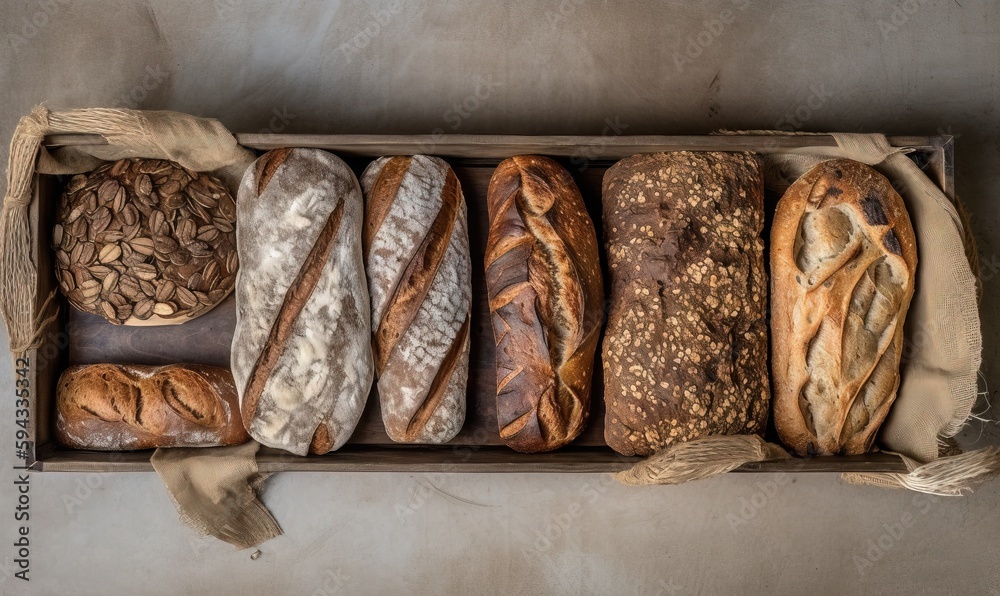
[
  {"x1": 0, "y1": 108, "x2": 57, "y2": 356},
  {"x1": 615, "y1": 435, "x2": 791, "y2": 486},
  {"x1": 842, "y1": 447, "x2": 1000, "y2": 496},
  {"x1": 151, "y1": 441, "x2": 282, "y2": 550}
]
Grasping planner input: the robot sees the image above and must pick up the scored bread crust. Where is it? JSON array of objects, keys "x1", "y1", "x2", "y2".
[
  {"x1": 232, "y1": 148, "x2": 373, "y2": 455},
  {"x1": 484, "y1": 155, "x2": 603, "y2": 453},
  {"x1": 360, "y1": 155, "x2": 471, "y2": 444},
  {"x1": 55, "y1": 363, "x2": 248, "y2": 450},
  {"x1": 771, "y1": 158, "x2": 917, "y2": 456}
]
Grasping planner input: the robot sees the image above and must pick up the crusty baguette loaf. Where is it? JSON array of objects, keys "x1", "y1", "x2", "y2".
[
  {"x1": 602, "y1": 152, "x2": 769, "y2": 457},
  {"x1": 232, "y1": 148, "x2": 373, "y2": 455},
  {"x1": 56, "y1": 364, "x2": 248, "y2": 450},
  {"x1": 360, "y1": 156, "x2": 471, "y2": 443},
  {"x1": 484, "y1": 155, "x2": 603, "y2": 453},
  {"x1": 772, "y1": 159, "x2": 917, "y2": 456}
]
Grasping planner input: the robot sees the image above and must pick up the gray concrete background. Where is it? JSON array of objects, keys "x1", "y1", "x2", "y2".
[{"x1": 1, "y1": 1, "x2": 999, "y2": 594}]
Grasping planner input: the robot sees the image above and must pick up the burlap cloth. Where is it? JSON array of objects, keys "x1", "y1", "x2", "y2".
[
  {"x1": 151, "y1": 442, "x2": 280, "y2": 549},
  {"x1": 0, "y1": 107, "x2": 278, "y2": 548}
]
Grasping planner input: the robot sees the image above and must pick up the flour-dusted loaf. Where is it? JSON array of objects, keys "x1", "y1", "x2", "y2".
[
  {"x1": 602, "y1": 152, "x2": 769, "y2": 457},
  {"x1": 232, "y1": 148, "x2": 373, "y2": 455},
  {"x1": 771, "y1": 159, "x2": 917, "y2": 456},
  {"x1": 56, "y1": 364, "x2": 248, "y2": 450},
  {"x1": 485, "y1": 155, "x2": 603, "y2": 453},
  {"x1": 360, "y1": 156, "x2": 471, "y2": 443}
]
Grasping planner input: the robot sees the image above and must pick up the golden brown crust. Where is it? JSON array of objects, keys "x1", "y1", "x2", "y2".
[
  {"x1": 771, "y1": 159, "x2": 917, "y2": 456},
  {"x1": 602, "y1": 152, "x2": 769, "y2": 457},
  {"x1": 485, "y1": 155, "x2": 603, "y2": 453},
  {"x1": 55, "y1": 364, "x2": 248, "y2": 450},
  {"x1": 363, "y1": 156, "x2": 412, "y2": 259},
  {"x1": 310, "y1": 423, "x2": 333, "y2": 455},
  {"x1": 254, "y1": 148, "x2": 292, "y2": 196}
]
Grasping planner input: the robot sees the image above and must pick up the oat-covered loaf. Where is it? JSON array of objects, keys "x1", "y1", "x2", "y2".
[
  {"x1": 602, "y1": 152, "x2": 769, "y2": 457},
  {"x1": 56, "y1": 364, "x2": 248, "y2": 450},
  {"x1": 232, "y1": 148, "x2": 373, "y2": 455},
  {"x1": 485, "y1": 155, "x2": 603, "y2": 453},
  {"x1": 360, "y1": 155, "x2": 471, "y2": 443},
  {"x1": 772, "y1": 159, "x2": 917, "y2": 456}
]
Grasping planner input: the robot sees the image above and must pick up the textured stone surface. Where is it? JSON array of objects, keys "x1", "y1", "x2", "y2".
[{"x1": 1, "y1": 1, "x2": 999, "y2": 594}]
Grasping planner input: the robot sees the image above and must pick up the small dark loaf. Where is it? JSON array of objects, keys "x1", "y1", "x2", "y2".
[
  {"x1": 602, "y1": 152, "x2": 769, "y2": 457},
  {"x1": 485, "y1": 155, "x2": 603, "y2": 453},
  {"x1": 232, "y1": 148, "x2": 373, "y2": 455},
  {"x1": 360, "y1": 156, "x2": 471, "y2": 443},
  {"x1": 56, "y1": 364, "x2": 248, "y2": 450},
  {"x1": 771, "y1": 159, "x2": 917, "y2": 456}
]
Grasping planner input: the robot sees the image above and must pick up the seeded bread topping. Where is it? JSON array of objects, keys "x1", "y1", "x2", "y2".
[
  {"x1": 602, "y1": 152, "x2": 769, "y2": 457},
  {"x1": 54, "y1": 158, "x2": 237, "y2": 325}
]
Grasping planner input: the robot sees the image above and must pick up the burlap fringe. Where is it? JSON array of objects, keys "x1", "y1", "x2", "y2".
[
  {"x1": 842, "y1": 447, "x2": 1000, "y2": 496},
  {"x1": 615, "y1": 435, "x2": 791, "y2": 486},
  {"x1": 1, "y1": 108, "x2": 50, "y2": 354},
  {"x1": 0, "y1": 106, "x2": 152, "y2": 354},
  {"x1": 150, "y1": 442, "x2": 282, "y2": 550}
]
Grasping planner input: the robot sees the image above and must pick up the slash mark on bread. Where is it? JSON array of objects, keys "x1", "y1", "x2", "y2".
[
  {"x1": 496, "y1": 364, "x2": 524, "y2": 394},
  {"x1": 254, "y1": 148, "x2": 292, "y2": 196},
  {"x1": 404, "y1": 315, "x2": 470, "y2": 440},
  {"x1": 363, "y1": 156, "x2": 411, "y2": 259},
  {"x1": 242, "y1": 199, "x2": 346, "y2": 429},
  {"x1": 373, "y1": 169, "x2": 461, "y2": 373}
]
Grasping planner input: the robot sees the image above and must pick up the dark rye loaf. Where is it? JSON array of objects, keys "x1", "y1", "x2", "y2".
[{"x1": 602, "y1": 152, "x2": 769, "y2": 457}]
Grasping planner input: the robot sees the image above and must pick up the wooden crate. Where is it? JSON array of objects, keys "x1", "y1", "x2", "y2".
[{"x1": 26, "y1": 134, "x2": 953, "y2": 473}]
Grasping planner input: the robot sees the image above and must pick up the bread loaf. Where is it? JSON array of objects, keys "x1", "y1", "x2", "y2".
[
  {"x1": 360, "y1": 156, "x2": 471, "y2": 443},
  {"x1": 602, "y1": 152, "x2": 769, "y2": 457},
  {"x1": 771, "y1": 159, "x2": 917, "y2": 456},
  {"x1": 231, "y1": 148, "x2": 373, "y2": 455},
  {"x1": 54, "y1": 159, "x2": 238, "y2": 326},
  {"x1": 56, "y1": 364, "x2": 248, "y2": 450},
  {"x1": 485, "y1": 155, "x2": 603, "y2": 453}
]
